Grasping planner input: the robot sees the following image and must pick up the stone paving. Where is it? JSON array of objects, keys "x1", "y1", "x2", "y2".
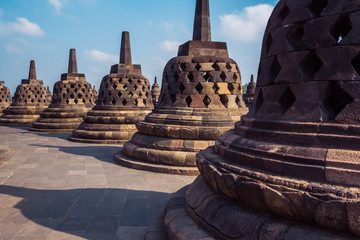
[{"x1": 0, "y1": 126, "x2": 196, "y2": 240}]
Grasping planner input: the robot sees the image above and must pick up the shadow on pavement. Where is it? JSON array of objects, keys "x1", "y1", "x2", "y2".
[{"x1": 0, "y1": 185, "x2": 170, "y2": 240}]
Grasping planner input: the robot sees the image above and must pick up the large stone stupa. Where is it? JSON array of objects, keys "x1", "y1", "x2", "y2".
[
  {"x1": 0, "y1": 60, "x2": 50, "y2": 126},
  {"x1": 243, "y1": 74, "x2": 256, "y2": 107},
  {"x1": 164, "y1": 0, "x2": 360, "y2": 239},
  {"x1": 0, "y1": 81, "x2": 11, "y2": 116},
  {"x1": 69, "y1": 31, "x2": 153, "y2": 144},
  {"x1": 151, "y1": 77, "x2": 160, "y2": 106},
  {"x1": 114, "y1": 0, "x2": 248, "y2": 175},
  {"x1": 30, "y1": 49, "x2": 95, "y2": 133}
]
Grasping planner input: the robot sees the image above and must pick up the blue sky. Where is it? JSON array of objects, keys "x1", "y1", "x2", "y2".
[{"x1": 0, "y1": 0, "x2": 278, "y2": 95}]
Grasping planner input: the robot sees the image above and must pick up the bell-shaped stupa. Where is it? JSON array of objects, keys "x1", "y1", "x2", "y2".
[
  {"x1": 69, "y1": 32, "x2": 153, "y2": 144},
  {"x1": 164, "y1": 1, "x2": 360, "y2": 239},
  {"x1": 0, "y1": 81, "x2": 12, "y2": 116},
  {"x1": 243, "y1": 74, "x2": 256, "y2": 107},
  {"x1": 114, "y1": 0, "x2": 248, "y2": 175},
  {"x1": 151, "y1": 77, "x2": 160, "y2": 106},
  {"x1": 30, "y1": 49, "x2": 95, "y2": 133},
  {"x1": 0, "y1": 61, "x2": 50, "y2": 126},
  {"x1": 46, "y1": 86, "x2": 52, "y2": 103}
]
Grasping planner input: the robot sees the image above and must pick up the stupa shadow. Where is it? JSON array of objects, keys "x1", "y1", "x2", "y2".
[
  {"x1": 0, "y1": 185, "x2": 170, "y2": 239},
  {"x1": 29, "y1": 144, "x2": 121, "y2": 165}
]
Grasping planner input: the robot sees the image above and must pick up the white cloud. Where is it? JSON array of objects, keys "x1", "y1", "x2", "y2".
[
  {"x1": 84, "y1": 49, "x2": 118, "y2": 63},
  {"x1": 160, "y1": 40, "x2": 180, "y2": 52},
  {"x1": 0, "y1": 17, "x2": 45, "y2": 36},
  {"x1": 5, "y1": 43, "x2": 25, "y2": 54},
  {"x1": 49, "y1": 0, "x2": 64, "y2": 14},
  {"x1": 220, "y1": 4, "x2": 273, "y2": 42}
]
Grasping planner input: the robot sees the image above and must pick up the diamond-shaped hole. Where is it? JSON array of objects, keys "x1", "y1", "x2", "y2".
[
  {"x1": 195, "y1": 63, "x2": 202, "y2": 71},
  {"x1": 220, "y1": 95, "x2": 228, "y2": 108},
  {"x1": 278, "y1": 5, "x2": 289, "y2": 22},
  {"x1": 286, "y1": 25, "x2": 305, "y2": 48},
  {"x1": 233, "y1": 73, "x2": 238, "y2": 81},
  {"x1": 124, "y1": 84, "x2": 128, "y2": 91},
  {"x1": 226, "y1": 63, "x2": 232, "y2": 71},
  {"x1": 330, "y1": 15, "x2": 352, "y2": 44},
  {"x1": 235, "y1": 96, "x2": 241, "y2": 107},
  {"x1": 212, "y1": 63, "x2": 220, "y2": 71},
  {"x1": 134, "y1": 85, "x2": 138, "y2": 91},
  {"x1": 170, "y1": 94, "x2": 176, "y2": 104},
  {"x1": 180, "y1": 63, "x2": 186, "y2": 71},
  {"x1": 352, "y1": 52, "x2": 360, "y2": 77},
  {"x1": 117, "y1": 92, "x2": 122, "y2": 97},
  {"x1": 220, "y1": 72, "x2": 227, "y2": 82},
  {"x1": 213, "y1": 84, "x2": 219, "y2": 93},
  {"x1": 300, "y1": 52, "x2": 323, "y2": 78},
  {"x1": 327, "y1": 82, "x2": 354, "y2": 117},
  {"x1": 185, "y1": 96, "x2": 192, "y2": 107},
  {"x1": 128, "y1": 79, "x2": 133, "y2": 84},
  {"x1": 78, "y1": 93, "x2": 82, "y2": 98},
  {"x1": 66, "y1": 99, "x2": 70, "y2": 104},
  {"x1": 70, "y1": 93, "x2": 75, "y2": 98},
  {"x1": 279, "y1": 87, "x2": 296, "y2": 114},
  {"x1": 270, "y1": 57, "x2": 282, "y2": 84},
  {"x1": 129, "y1": 92, "x2": 133, "y2": 98},
  {"x1": 74, "y1": 99, "x2": 78, "y2": 104},
  {"x1": 113, "y1": 84, "x2": 117, "y2": 90},
  {"x1": 195, "y1": 83, "x2": 203, "y2": 93},
  {"x1": 70, "y1": 84, "x2": 75, "y2": 88},
  {"x1": 203, "y1": 95, "x2": 211, "y2": 107},
  {"x1": 255, "y1": 88, "x2": 264, "y2": 114},
  {"x1": 108, "y1": 91, "x2": 112, "y2": 97},
  {"x1": 137, "y1": 80, "x2": 142, "y2": 84},
  {"x1": 134, "y1": 99, "x2": 138, "y2": 106},
  {"x1": 228, "y1": 83, "x2": 235, "y2": 94},
  {"x1": 122, "y1": 99, "x2": 127, "y2": 106},
  {"x1": 173, "y1": 72, "x2": 180, "y2": 82},
  {"x1": 307, "y1": 0, "x2": 328, "y2": 17},
  {"x1": 179, "y1": 83, "x2": 186, "y2": 93},
  {"x1": 187, "y1": 73, "x2": 195, "y2": 82},
  {"x1": 143, "y1": 99, "x2": 147, "y2": 106},
  {"x1": 203, "y1": 72, "x2": 212, "y2": 82},
  {"x1": 112, "y1": 99, "x2": 116, "y2": 105}
]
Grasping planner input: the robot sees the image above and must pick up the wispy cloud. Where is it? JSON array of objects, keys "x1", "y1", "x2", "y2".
[
  {"x1": 49, "y1": 0, "x2": 65, "y2": 15},
  {"x1": 220, "y1": 4, "x2": 273, "y2": 42},
  {"x1": 160, "y1": 40, "x2": 180, "y2": 52},
  {"x1": 0, "y1": 17, "x2": 45, "y2": 36},
  {"x1": 84, "y1": 49, "x2": 118, "y2": 63},
  {"x1": 5, "y1": 43, "x2": 25, "y2": 54}
]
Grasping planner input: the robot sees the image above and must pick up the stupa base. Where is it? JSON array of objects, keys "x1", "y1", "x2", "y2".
[
  {"x1": 0, "y1": 115, "x2": 40, "y2": 126},
  {"x1": 113, "y1": 151, "x2": 199, "y2": 176},
  {"x1": 164, "y1": 176, "x2": 357, "y2": 240},
  {"x1": 69, "y1": 136, "x2": 128, "y2": 145}
]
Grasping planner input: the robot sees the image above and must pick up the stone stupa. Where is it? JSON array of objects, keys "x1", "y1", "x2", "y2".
[
  {"x1": 30, "y1": 49, "x2": 95, "y2": 133},
  {"x1": 151, "y1": 77, "x2": 160, "y2": 106},
  {"x1": 114, "y1": 0, "x2": 248, "y2": 175},
  {"x1": 243, "y1": 74, "x2": 256, "y2": 107},
  {"x1": 0, "y1": 81, "x2": 12, "y2": 116},
  {"x1": 0, "y1": 60, "x2": 50, "y2": 126},
  {"x1": 164, "y1": 0, "x2": 360, "y2": 239},
  {"x1": 69, "y1": 31, "x2": 153, "y2": 144}
]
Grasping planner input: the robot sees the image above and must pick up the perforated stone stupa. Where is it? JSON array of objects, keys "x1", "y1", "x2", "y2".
[
  {"x1": 163, "y1": 0, "x2": 360, "y2": 239},
  {"x1": 243, "y1": 74, "x2": 256, "y2": 107},
  {"x1": 0, "y1": 61, "x2": 50, "y2": 126},
  {"x1": 151, "y1": 77, "x2": 160, "y2": 106},
  {"x1": 30, "y1": 49, "x2": 95, "y2": 133},
  {"x1": 0, "y1": 81, "x2": 11, "y2": 116},
  {"x1": 69, "y1": 32, "x2": 153, "y2": 144},
  {"x1": 114, "y1": 0, "x2": 247, "y2": 175}
]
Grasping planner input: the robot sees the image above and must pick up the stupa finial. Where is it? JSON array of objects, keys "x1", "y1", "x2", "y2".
[
  {"x1": 29, "y1": 60, "x2": 36, "y2": 80},
  {"x1": 120, "y1": 31, "x2": 132, "y2": 65},
  {"x1": 193, "y1": 0, "x2": 211, "y2": 41},
  {"x1": 68, "y1": 49, "x2": 78, "y2": 74}
]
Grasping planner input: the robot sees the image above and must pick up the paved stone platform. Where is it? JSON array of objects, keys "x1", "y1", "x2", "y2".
[{"x1": 0, "y1": 126, "x2": 196, "y2": 240}]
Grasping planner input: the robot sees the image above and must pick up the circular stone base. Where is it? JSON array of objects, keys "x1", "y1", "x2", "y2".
[
  {"x1": 113, "y1": 151, "x2": 199, "y2": 176},
  {"x1": 28, "y1": 127, "x2": 74, "y2": 134},
  {"x1": 164, "y1": 176, "x2": 358, "y2": 240},
  {"x1": 68, "y1": 137, "x2": 127, "y2": 145}
]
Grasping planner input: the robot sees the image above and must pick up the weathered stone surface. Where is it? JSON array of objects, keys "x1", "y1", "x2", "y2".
[
  {"x1": 165, "y1": 0, "x2": 360, "y2": 239},
  {"x1": 115, "y1": 0, "x2": 248, "y2": 176},
  {"x1": 0, "y1": 60, "x2": 50, "y2": 126},
  {"x1": 30, "y1": 49, "x2": 95, "y2": 133},
  {"x1": 0, "y1": 81, "x2": 11, "y2": 116},
  {"x1": 70, "y1": 32, "x2": 153, "y2": 144}
]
